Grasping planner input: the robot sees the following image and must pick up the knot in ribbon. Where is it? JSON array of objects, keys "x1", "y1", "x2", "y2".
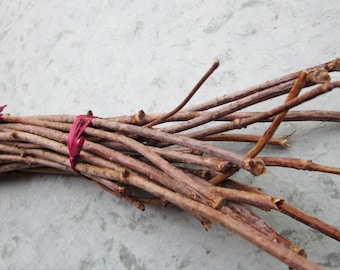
[{"x1": 67, "y1": 113, "x2": 95, "y2": 176}]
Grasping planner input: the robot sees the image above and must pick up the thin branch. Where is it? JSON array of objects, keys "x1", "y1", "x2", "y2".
[
  {"x1": 260, "y1": 156, "x2": 340, "y2": 174},
  {"x1": 247, "y1": 70, "x2": 308, "y2": 158},
  {"x1": 144, "y1": 59, "x2": 219, "y2": 128}
]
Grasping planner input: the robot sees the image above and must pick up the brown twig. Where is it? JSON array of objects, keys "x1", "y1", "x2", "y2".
[
  {"x1": 144, "y1": 59, "x2": 219, "y2": 128},
  {"x1": 260, "y1": 156, "x2": 340, "y2": 174},
  {"x1": 201, "y1": 133, "x2": 290, "y2": 147},
  {"x1": 247, "y1": 70, "x2": 308, "y2": 158}
]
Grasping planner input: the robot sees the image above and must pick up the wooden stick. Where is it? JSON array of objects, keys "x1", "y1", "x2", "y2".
[{"x1": 247, "y1": 70, "x2": 308, "y2": 158}]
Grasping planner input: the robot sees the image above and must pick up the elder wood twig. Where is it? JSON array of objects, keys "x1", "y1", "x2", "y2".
[
  {"x1": 246, "y1": 70, "x2": 308, "y2": 158},
  {"x1": 1, "y1": 58, "x2": 340, "y2": 270}
]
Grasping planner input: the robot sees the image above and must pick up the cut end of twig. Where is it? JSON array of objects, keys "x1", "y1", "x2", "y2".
[
  {"x1": 280, "y1": 130, "x2": 296, "y2": 147},
  {"x1": 326, "y1": 58, "x2": 340, "y2": 72},
  {"x1": 135, "y1": 110, "x2": 146, "y2": 124},
  {"x1": 213, "y1": 58, "x2": 220, "y2": 69},
  {"x1": 271, "y1": 197, "x2": 284, "y2": 210},
  {"x1": 207, "y1": 196, "x2": 225, "y2": 209},
  {"x1": 218, "y1": 162, "x2": 236, "y2": 173},
  {"x1": 306, "y1": 68, "x2": 330, "y2": 85},
  {"x1": 279, "y1": 137, "x2": 290, "y2": 147},
  {"x1": 246, "y1": 158, "x2": 266, "y2": 176},
  {"x1": 273, "y1": 198, "x2": 285, "y2": 210}
]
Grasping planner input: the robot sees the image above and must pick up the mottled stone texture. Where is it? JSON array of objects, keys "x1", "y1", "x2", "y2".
[{"x1": 0, "y1": 1, "x2": 339, "y2": 269}]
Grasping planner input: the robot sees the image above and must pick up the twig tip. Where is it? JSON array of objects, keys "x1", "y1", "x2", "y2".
[{"x1": 213, "y1": 58, "x2": 220, "y2": 69}]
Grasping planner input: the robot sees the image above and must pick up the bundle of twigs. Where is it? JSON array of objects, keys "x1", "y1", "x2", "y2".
[{"x1": 1, "y1": 58, "x2": 339, "y2": 270}]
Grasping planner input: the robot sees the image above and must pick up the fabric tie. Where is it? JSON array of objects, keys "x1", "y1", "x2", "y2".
[{"x1": 67, "y1": 113, "x2": 95, "y2": 177}]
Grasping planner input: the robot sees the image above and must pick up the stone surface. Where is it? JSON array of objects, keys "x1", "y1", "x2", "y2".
[{"x1": 0, "y1": 1, "x2": 339, "y2": 269}]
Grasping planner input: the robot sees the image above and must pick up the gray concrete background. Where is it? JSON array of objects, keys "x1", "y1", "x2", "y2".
[{"x1": 1, "y1": 1, "x2": 339, "y2": 269}]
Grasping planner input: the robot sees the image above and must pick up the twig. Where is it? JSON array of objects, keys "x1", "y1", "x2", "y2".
[
  {"x1": 201, "y1": 133, "x2": 289, "y2": 147},
  {"x1": 260, "y1": 156, "x2": 340, "y2": 174},
  {"x1": 247, "y1": 70, "x2": 308, "y2": 158},
  {"x1": 144, "y1": 59, "x2": 219, "y2": 128}
]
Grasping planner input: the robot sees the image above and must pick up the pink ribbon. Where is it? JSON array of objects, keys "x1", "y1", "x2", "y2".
[
  {"x1": 67, "y1": 114, "x2": 95, "y2": 177},
  {"x1": 0, "y1": 105, "x2": 7, "y2": 119}
]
